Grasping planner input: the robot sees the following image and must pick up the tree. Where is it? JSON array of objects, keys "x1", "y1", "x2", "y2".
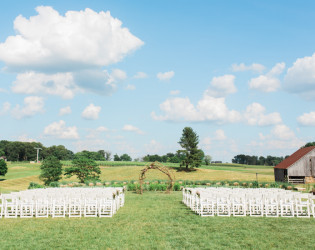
[
  {"x1": 113, "y1": 154, "x2": 121, "y2": 161},
  {"x1": 0, "y1": 159, "x2": 8, "y2": 176},
  {"x1": 64, "y1": 158, "x2": 101, "y2": 183},
  {"x1": 303, "y1": 142, "x2": 315, "y2": 148},
  {"x1": 104, "y1": 151, "x2": 112, "y2": 161},
  {"x1": 39, "y1": 156, "x2": 63, "y2": 185},
  {"x1": 178, "y1": 127, "x2": 203, "y2": 169},
  {"x1": 204, "y1": 155, "x2": 212, "y2": 165},
  {"x1": 120, "y1": 153, "x2": 132, "y2": 161}
]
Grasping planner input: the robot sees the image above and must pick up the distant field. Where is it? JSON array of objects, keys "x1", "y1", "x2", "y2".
[{"x1": 0, "y1": 162, "x2": 274, "y2": 193}]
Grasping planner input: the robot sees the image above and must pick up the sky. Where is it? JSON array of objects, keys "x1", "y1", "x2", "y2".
[{"x1": 0, "y1": 0, "x2": 315, "y2": 162}]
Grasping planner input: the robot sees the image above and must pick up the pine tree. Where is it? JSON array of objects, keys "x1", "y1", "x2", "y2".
[{"x1": 178, "y1": 127, "x2": 203, "y2": 169}]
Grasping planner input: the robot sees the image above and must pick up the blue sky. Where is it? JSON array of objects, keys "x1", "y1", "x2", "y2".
[{"x1": 1, "y1": 0, "x2": 315, "y2": 162}]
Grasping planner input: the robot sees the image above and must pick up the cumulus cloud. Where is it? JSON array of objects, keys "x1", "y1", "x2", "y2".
[
  {"x1": 297, "y1": 111, "x2": 315, "y2": 126},
  {"x1": 284, "y1": 53, "x2": 315, "y2": 99},
  {"x1": 81, "y1": 103, "x2": 101, "y2": 120},
  {"x1": 59, "y1": 106, "x2": 71, "y2": 116},
  {"x1": 249, "y1": 62, "x2": 285, "y2": 92},
  {"x1": 96, "y1": 126, "x2": 109, "y2": 132},
  {"x1": 86, "y1": 126, "x2": 109, "y2": 139},
  {"x1": 244, "y1": 103, "x2": 282, "y2": 126},
  {"x1": 73, "y1": 139, "x2": 109, "y2": 152},
  {"x1": 44, "y1": 120, "x2": 79, "y2": 139},
  {"x1": 170, "y1": 90, "x2": 180, "y2": 95},
  {"x1": 205, "y1": 75, "x2": 236, "y2": 97},
  {"x1": 144, "y1": 140, "x2": 164, "y2": 154},
  {"x1": 17, "y1": 134, "x2": 37, "y2": 142},
  {"x1": 255, "y1": 124, "x2": 304, "y2": 150},
  {"x1": 157, "y1": 71, "x2": 174, "y2": 81},
  {"x1": 232, "y1": 63, "x2": 265, "y2": 73},
  {"x1": 0, "y1": 102, "x2": 11, "y2": 115},
  {"x1": 12, "y1": 96, "x2": 44, "y2": 119},
  {"x1": 0, "y1": 6, "x2": 143, "y2": 98},
  {"x1": 125, "y1": 84, "x2": 136, "y2": 90},
  {"x1": 152, "y1": 95, "x2": 241, "y2": 124},
  {"x1": 0, "y1": 6, "x2": 143, "y2": 71},
  {"x1": 12, "y1": 71, "x2": 79, "y2": 99},
  {"x1": 214, "y1": 129, "x2": 227, "y2": 140},
  {"x1": 133, "y1": 72, "x2": 147, "y2": 79},
  {"x1": 122, "y1": 124, "x2": 145, "y2": 135}
]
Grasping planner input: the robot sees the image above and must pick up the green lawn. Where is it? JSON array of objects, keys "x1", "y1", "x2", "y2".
[{"x1": 0, "y1": 191, "x2": 314, "y2": 249}]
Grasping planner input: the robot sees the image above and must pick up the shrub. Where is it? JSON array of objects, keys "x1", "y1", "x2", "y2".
[
  {"x1": 0, "y1": 159, "x2": 8, "y2": 176},
  {"x1": 49, "y1": 181, "x2": 60, "y2": 187},
  {"x1": 28, "y1": 182, "x2": 44, "y2": 189},
  {"x1": 173, "y1": 183, "x2": 181, "y2": 191}
]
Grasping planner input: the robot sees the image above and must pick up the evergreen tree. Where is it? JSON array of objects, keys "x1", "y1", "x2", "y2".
[{"x1": 178, "y1": 127, "x2": 203, "y2": 169}]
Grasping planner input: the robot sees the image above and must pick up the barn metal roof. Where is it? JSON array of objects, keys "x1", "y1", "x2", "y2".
[{"x1": 274, "y1": 146, "x2": 315, "y2": 169}]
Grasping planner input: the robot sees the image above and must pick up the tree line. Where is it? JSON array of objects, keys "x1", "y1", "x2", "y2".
[{"x1": 231, "y1": 142, "x2": 315, "y2": 166}]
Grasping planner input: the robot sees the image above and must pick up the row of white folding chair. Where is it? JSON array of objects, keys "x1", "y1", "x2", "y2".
[
  {"x1": 0, "y1": 187, "x2": 125, "y2": 218},
  {"x1": 1, "y1": 197, "x2": 116, "y2": 218},
  {"x1": 183, "y1": 188, "x2": 315, "y2": 217}
]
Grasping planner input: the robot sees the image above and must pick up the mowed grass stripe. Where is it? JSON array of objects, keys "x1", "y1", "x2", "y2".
[{"x1": 0, "y1": 175, "x2": 41, "y2": 191}]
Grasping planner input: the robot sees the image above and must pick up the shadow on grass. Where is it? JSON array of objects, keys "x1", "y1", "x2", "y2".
[
  {"x1": 175, "y1": 167, "x2": 197, "y2": 172},
  {"x1": 0, "y1": 178, "x2": 6, "y2": 181}
]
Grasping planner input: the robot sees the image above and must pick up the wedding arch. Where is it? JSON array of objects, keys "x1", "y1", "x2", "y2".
[{"x1": 139, "y1": 162, "x2": 175, "y2": 194}]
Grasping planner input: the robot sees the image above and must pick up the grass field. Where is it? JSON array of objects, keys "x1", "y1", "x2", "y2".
[
  {"x1": 0, "y1": 191, "x2": 315, "y2": 249},
  {"x1": 0, "y1": 162, "x2": 275, "y2": 192}
]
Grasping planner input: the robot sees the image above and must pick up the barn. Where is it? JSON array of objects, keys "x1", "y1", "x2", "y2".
[{"x1": 274, "y1": 146, "x2": 315, "y2": 183}]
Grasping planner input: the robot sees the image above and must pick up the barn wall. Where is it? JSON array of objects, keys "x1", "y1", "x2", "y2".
[
  {"x1": 274, "y1": 168, "x2": 285, "y2": 182},
  {"x1": 288, "y1": 149, "x2": 315, "y2": 177}
]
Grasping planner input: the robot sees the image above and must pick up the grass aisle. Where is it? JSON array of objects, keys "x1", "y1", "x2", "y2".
[{"x1": 0, "y1": 192, "x2": 315, "y2": 249}]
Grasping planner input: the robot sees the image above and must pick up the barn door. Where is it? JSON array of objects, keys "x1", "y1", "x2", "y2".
[{"x1": 311, "y1": 157, "x2": 315, "y2": 177}]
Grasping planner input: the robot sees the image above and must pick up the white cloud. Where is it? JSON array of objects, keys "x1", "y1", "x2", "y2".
[
  {"x1": 0, "y1": 7, "x2": 142, "y2": 98},
  {"x1": 249, "y1": 62, "x2": 285, "y2": 92},
  {"x1": 152, "y1": 95, "x2": 241, "y2": 124},
  {"x1": 205, "y1": 75, "x2": 236, "y2": 97},
  {"x1": 59, "y1": 106, "x2": 71, "y2": 116},
  {"x1": 271, "y1": 124, "x2": 295, "y2": 140},
  {"x1": 125, "y1": 84, "x2": 136, "y2": 90},
  {"x1": 96, "y1": 126, "x2": 109, "y2": 132},
  {"x1": 12, "y1": 71, "x2": 79, "y2": 99},
  {"x1": 254, "y1": 124, "x2": 304, "y2": 151},
  {"x1": 144, "y1": 140, "x2": 164, "y2": 154},
  {"x1": 244, "y1": 103, "x2": 282, "y2": 126},
  {"x1": 81, "y1": 103, "x2": 101, "y2": 120},
  {"x1": 232, "y1": 63, "x2": 265, "y2": 73},
  {"x1": 133, "y1": 72, "x2": 147, "y2": 79},
  {"x1": 157, "y1": 71, "x2": 174, "y2": 81},
  {"x1": 85, "y1": 126, "x2": 109, "y2": 139},
  {"x1": 297, "y1": 111, "x2": 315, "y2": 126},
  {"x1": 0, "y1": 102, "x2": 11, "y2": 115},
  {"x1": 214, "y1": 129, "x2": 227, "y2": 140},
  {"x1": 170, "y1": 90, "x2": 180, "y2": 95},
  {"x1": 0, "y1": 88, "x2": 7, "y2": 93},
  {"x1": 17, "y1": 134, "x2": 37, "y2": 142},
  {"x1": 12, "y1": 96, "x2": 44, "y2": 119},
  {"x1": 284, "y1": 53, "x2": 315, "y2": 99},
  {"x1": 73, "y1": 139, "x2": 109, "y2": 152},
  {"x1": 44, "y1": 120, "x2": 79, "y2": 139},
  {"x1": 107, "y1": 69, "x2": 127, "y2": 84},
  {"x1": 0, "y1": 6, "x2": 143, "y2": 71},
  {"x1": 122, "y1": 124, "x2": 145, "y2": 135}
]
